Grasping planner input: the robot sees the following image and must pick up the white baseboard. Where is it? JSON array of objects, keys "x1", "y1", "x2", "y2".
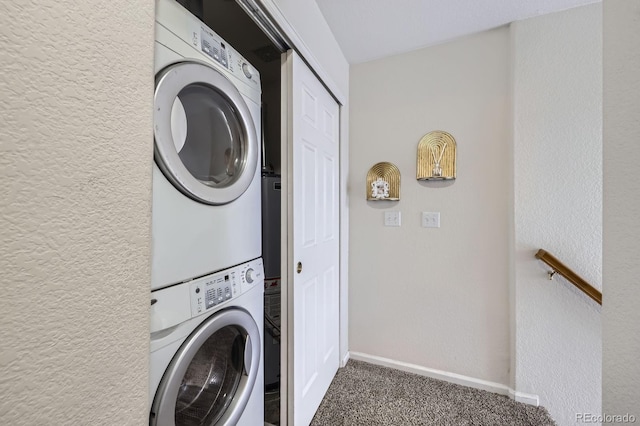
[
  {"x1": 508, "y1": 389, "x2": 540, "y2": 406},
  {"x1": 348, "y1": 352, "x2": 539, "y2": 407},
  {"x1": 340, "y1": 351, "x2": 350, "y2": 368}
]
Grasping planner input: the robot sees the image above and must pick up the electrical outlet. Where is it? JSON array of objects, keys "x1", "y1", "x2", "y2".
[
  {"x1": 384, "y1": 211, "x2": 401, "y2": 227},
  {"x1": 421, "y1": 212, "x2": 440, "y2": 228}
]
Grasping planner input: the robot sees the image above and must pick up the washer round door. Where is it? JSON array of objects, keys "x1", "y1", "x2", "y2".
[
  {"x1": 150, "y1": 309, "x2": 261, "y2": 426},
  {"x1": 154, "y1": 61, "x2": 259, "y2": 205}
]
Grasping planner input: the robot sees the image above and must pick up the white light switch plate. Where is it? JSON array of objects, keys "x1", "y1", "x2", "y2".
[
  {"x1": 384, "y1": 211, "x2": 401, "y2": 227},
  {"x1": 422, "y1": 212, "x2": 440, "y2": 228}
]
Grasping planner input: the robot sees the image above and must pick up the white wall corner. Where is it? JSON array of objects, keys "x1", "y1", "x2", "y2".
[
  {"x1": 341, "y1": 351, "x2": 350, "y2": 368},
  {"x1": 508, "y1": 389, "x2": 540, "y2": 407}
]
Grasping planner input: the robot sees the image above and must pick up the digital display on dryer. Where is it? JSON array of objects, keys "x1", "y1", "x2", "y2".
[{"x1": 200, "y1": 28, "x2": 228, "y2": 68}]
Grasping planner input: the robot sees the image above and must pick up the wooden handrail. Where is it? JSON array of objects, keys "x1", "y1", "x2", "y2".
[{"x1": 535, "y1": 249, "x2": 602, "y2": 305}]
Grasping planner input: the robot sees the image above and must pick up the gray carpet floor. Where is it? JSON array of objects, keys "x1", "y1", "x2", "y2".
[{"x1": 310, "y1": 360, "x2": 556, "y2": 426}]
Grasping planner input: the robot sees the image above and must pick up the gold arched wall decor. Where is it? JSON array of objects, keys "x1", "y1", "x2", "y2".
[
  {"x1": 366, "y1": 162, "x2": 400, "y2": 201},
  {"x1": 417, "y1": 131, "x2": 457, "y2": 180}
]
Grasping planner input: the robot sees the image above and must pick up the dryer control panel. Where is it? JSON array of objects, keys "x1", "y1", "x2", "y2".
[
  {"x1": 193, "y1": 23, "x2": 259, "y2": 91},
  {"x1": 199, "y1": 25, "x2": 229, "y2": 69}
]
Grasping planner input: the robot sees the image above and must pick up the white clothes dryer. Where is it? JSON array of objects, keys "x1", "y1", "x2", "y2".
[
  {"x1": 152, "y1": 0, "x2": 262, "y2": 290},
  {"x1": 149, "y1": 258, "x2": 264, "y2": 426}
]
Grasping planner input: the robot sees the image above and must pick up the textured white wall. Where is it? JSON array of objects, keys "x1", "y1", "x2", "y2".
[
  {"x1": 0, "y1": 1, "x2": 154, "y2": 424},
  {"x1": 603, "y1": 0, "x2": 640, "y2": 419},
  {"x1": 512, "y1": 5, "x2": 602, "y2": 425},
  {"x1": 349, "y1": 27, "x2": 511, "y2": 385}
]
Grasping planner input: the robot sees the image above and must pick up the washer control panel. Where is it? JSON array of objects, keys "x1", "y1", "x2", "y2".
[
  {"x1": 190, "y1": 258, "x2": 264, "y2": 317},
  {"x1": 239, "y1": 258, "x2": 263, "y2": 293},
  {"x1": 190, "y1": 269, "x2": 239, "y2": 317}
]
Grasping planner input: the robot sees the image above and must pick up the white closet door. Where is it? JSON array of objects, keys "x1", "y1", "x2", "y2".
[{"x1": 286, "y1": 50, "x2": 340, "y2": 426}]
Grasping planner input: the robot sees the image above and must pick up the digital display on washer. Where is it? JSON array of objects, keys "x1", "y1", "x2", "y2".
[
  {"x1": 191, "y1": 271, "x2": 237, "y2": 316},
  {"x1": 202, "y1": 277, "x2": 221, "y2": 308}
]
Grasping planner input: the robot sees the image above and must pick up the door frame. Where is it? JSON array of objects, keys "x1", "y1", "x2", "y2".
[{"x1": 235, "y1": 1, "x2": 350, "y2": 424}]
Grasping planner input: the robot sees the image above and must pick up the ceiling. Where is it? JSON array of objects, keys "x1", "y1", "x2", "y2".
[{"x1": 315, "y1": 0, "x2": 600, "y2": 64}]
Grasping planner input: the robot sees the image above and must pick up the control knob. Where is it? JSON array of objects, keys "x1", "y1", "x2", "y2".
[
  {"x1": 241, "y1": 62, "x2": 255, "y2": 80},
  {"x1": 245, "y1": 268, "x2": 255, "y2": 284}
]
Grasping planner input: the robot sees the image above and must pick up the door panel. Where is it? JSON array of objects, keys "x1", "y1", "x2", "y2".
[
  {"x1": 322, "y1": 155, "x2": 336, "y2": 241},
  {"x1": 287, "y1": 51, "x2": 340, "y2": 426},
  {"x1": 301, "y1": 143, "x2": 317, "y2": 247},
  {"x1": 301, "y1": 276, "x2": 318, "y2": 395},
  {"x1": 321, "y1": 267, "x2": 333, "y2": 362}
]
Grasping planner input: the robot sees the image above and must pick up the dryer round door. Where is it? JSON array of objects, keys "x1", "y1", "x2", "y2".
[
  {"x1": 150, "y1": 309, "x2": 261, "y2": 426},
  {"x1": 154, "y1": 61, "x2": 259, "y2": 205}
]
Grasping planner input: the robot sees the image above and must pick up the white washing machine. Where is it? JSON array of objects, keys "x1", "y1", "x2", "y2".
[
  {"x1": 152, "y1": 0, "x2": 262, "y2": 290},
  {"x1": 150, "y1": 258, "x2": 264, "y2": 425}
]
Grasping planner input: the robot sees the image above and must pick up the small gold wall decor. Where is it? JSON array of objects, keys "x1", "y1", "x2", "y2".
[
  {"x1": 417, "y1": 131, "x2": 457, "y2": 180},
  {"x1": 366, "y1": 162, "x2": 400, "y2": 201}
]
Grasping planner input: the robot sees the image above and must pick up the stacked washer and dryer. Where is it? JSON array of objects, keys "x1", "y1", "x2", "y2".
[{"x1": 149, "y1": 0, "x2": 265, "y2": 424}]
